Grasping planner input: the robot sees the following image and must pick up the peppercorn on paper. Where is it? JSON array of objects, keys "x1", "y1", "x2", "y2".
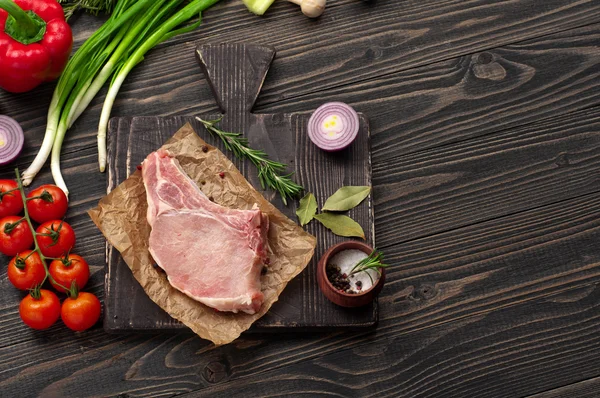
[{"x1": 89, "y1": 123, "x2": 316, "y2": 345}]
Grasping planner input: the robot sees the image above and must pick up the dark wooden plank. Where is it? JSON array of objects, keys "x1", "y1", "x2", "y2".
[
  {"x1": 5, "y1": 1, "x2": 594, "y2": 165},
  {"x1": 5, "y1": 11, "x2": 600, "y2": 174},
  {"x1": 527, "y1": 376, "x2": 600, "y2": 398},
  {"x1": 95, "y1": 0, "x2": 600, "y2": 118},
  {"x1": 374, "y1": 190, "x2": 600, "y2": 337},
  {"x1": 180, "y1": 284, "x2": 600, "y2": 398},
  {"x1": 173, "y1": 0, "x2": 600, "y2": 110},
  {"x1": 374, "y1": 105, "x2": 600, "y2": 246},
  {"x1": 104, "y1": 44, "x2": 375, "y2": 332},
  {"x1": 4, "y1": 111, "x2": 600, "y2": 396},
  {"x1": 7, "y1": 281, "x2": 600, "y2": 397},
  {"x1": 261, "y1": 23, "x2": 600, "y2": 159},
  {"x1": 2, "y1": 188, "x2": 599, "y2": 397},
  {"x1": 0, "y1": 1, "x2": 599, "y2": 397}
]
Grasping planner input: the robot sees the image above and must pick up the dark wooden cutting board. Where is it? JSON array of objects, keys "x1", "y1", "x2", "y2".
[{"x1": 103, "y1": 43, "x2": 375, "y2": 333}]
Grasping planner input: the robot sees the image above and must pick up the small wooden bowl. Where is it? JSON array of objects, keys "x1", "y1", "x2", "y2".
[{"x1": 317, "y1": 241, "x2": 386, "y2": 307}]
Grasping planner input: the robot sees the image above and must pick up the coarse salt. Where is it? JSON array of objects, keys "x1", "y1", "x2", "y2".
[{"x1": 329, "y1": 249, "x2": 379, "y2": 293}]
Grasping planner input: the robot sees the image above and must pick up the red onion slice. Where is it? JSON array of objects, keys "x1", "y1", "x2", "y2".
[
  {"x1": 307, "y1": 102, "x2": 359, "y2": 151},
  {"x1": 0, "y1": 116, "x2": 24, "y2": 165}
]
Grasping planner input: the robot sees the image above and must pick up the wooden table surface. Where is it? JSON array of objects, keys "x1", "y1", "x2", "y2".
[{"x1": 1, "y1": 0, "x2": 600, "y2": 397}]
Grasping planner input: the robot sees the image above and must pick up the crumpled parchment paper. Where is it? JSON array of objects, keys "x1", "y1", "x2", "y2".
[{"x1": 88, "y1": 123, "x2": 316, "y2": 345}]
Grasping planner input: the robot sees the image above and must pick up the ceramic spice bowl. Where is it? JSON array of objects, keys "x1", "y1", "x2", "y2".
[{"x1": 317, "y1": 241, "x2": 386, "y2": 308}]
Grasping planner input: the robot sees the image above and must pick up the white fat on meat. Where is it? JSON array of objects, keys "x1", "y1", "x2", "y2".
[{"x1": 141, "y1": 150, "x2": 269, "y2": 314}]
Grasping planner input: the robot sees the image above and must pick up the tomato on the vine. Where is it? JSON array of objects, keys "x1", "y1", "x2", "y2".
[
  {"x1": 0, "y1": 180, "x2": 23, "y2": 218},
  {"x1": 61, "y1": 292, "x2": 101, "y2": 332},
  {"x1": 26, "y1": 185, "x2": 68, "y2": 224},
  {"x1": 0, "y1": 216, "x2": 34, "y2": 256},
  {"x1": 36, "y1": 220, "x2": 76, "y2": 258},
  {"x1": 19, "y1": 289, "x2": 61, "y2": 330},
  {"x1": 49, "y1": 254, "x2": 89, "y2": 293},
  {"x1": 7, "y1": 250, "x2": 46, "y2": 290}
]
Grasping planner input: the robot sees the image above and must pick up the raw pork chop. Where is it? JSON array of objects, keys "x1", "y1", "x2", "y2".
[{"x1": 141, "y1": 151, "x2": 269, "y2": 314}]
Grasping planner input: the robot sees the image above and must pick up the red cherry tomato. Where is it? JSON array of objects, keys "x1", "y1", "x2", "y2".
[
  {"x1": 36, "y1": 220, "x2": 76, "y2": 258},
  {"x1": 26, "y1": 185, "x2": 68, "y2": 224},
  {"x1": 49, "y1": 254, "x2": 89, "y2": 293},
  {"x1": 0, "y1": 216, "x2": 34, "y2": 256},
  {"x1": 61, "y1": 292, "x2": 101, "y2": 332},
  {"x1": 19, "y1": 289, "x2": 61, "y2": 330},
  {"x1": 0, "y1": 180, "x2": 23, "y2": 218},
  {"x1": 7, "y1": 250, "x2": 46, "y2": 290}
]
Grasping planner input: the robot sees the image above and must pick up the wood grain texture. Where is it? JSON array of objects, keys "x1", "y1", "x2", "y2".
[
  {"x1": 262, "y1": 23, "x2": 600, "y2": 160},
  {"x1": 148, "y1": 0, "x2": 600, "y2": 111},
  {"x1": 180, "y1": 284, "x2": 600, "y2": 398},
  {"x1": 4, "y1": 9, "x2": 600, "y2": 167},
  {"x1": 5, "y1": 1, "x2": 594, "y2": 162},
  {"x1": 9, "y1": 277, "x2": 598, "y2": 398},
  {"x1": 528, "y1": 376, "x2": 600, "y2": 398},
  {"x1": 375, "y1": 190, "x2": 600, "y2": 337},
  {"x1": 374, "y1": 106, "x2": 600, "y2": 246},
  {"x1": 2, "y1": 190, "x2": 599, "y2": 397},
  {"x1": 1, "y1": 0, "x2": 600, "y2": 396}
]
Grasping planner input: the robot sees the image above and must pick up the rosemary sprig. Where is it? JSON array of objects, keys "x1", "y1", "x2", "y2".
[
  {"x1": 197, "y1": 117, "x2": 304, "y2": 205},
  {"x1": 348, "y1": 249, "x2": 388, "y2": 283},
  {"x1": 58, "y1": 0, "x2": 116, "y2": 20}
]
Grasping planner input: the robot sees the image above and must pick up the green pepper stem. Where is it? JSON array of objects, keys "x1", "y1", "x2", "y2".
[
  {"x1": 0, "y1": 0, "x2": 37, "y2": 35},
  {"x1": 0, "y1": 0, "x2": 47, "y2": 44}
]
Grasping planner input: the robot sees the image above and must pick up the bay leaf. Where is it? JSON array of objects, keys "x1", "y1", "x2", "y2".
[
  {"x1": 314, "y1": 213, "x2": 365, "y2": 239},
  {"x1": 296, "y1": 193, "x2": 317, "y2": 226},
  {"x1": 322, "y1": 186, "x2": 371, "y2": 212}
]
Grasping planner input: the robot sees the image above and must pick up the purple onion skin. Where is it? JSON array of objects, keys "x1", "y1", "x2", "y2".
[
  {"x1": 307, "y1": 102, "x2": 360, "y2": 152},
  {"x1": 0, "y1": 115, "x2": 25, "y2": 165}
]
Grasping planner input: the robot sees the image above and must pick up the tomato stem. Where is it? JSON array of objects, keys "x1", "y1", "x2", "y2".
[
  {"x1": 4, "y1": 217, "x2": 26, "y2": 234},
  {"x1": 0, "y1": 187, "x2": 19, "y2": 200},
  {"x1": 36, "y1": 221, "x2": 62, "y2": 246},
  {"x1": 67, "y1": 280, "x2": 79, "y2": 299},
  {"x1": 61, "y1": 251, "x2": 73, "y2": 267},
  {"x1": 25, "y1": 190, "x2": 54, "y2": 203},
  {"x1": 29, "y1": 285, "x2": 42, "y2": 300},
  {"x1": 14, "y1": 169, "x2": 71, "y2": 293},
  {"x1": 14, "y1": 254, "x2": 26, "y2": 270},
  {"x1": 14, "y1": 250, "x2": 36, "y2": 270}
]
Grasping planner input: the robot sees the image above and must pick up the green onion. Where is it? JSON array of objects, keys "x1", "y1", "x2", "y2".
[
  {"x1": 22, "y1": 0, "x2": 223, "y2": 195},
  {"x1": 241, "y1": 0, "x2": 275, "y2": 15},
  {"x1": 98, "y1": 0, "x2": 219, "y2": 172}
]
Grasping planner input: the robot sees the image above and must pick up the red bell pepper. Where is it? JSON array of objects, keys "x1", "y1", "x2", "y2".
[{"x1": 0, "y1": 0, "x2": 72, "y2": 93}]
